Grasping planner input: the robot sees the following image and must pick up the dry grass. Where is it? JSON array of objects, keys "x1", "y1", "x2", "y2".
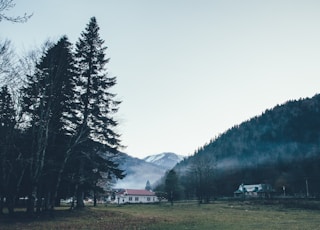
[{"x1": 1, "y1": 200, "x2": 320, "y2": 229}]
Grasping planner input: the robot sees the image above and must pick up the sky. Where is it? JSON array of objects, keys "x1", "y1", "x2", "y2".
[{"x1": 1, "y1": 0, "x2": 320, "y2": 158}]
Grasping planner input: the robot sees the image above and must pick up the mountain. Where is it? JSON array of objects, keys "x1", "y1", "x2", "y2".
[
  {"x1": 113, "y1": 152, "x2": 184, "y2": 189},
  {"x1": 114, "y1": 152, "x2": 166, "y2": 189},
  {"x1": 143, "y1": 152, "x2": 184, "y2": 170},
  {"x1": 172, "y1": 94, "x2": 320, "y2": 197}
]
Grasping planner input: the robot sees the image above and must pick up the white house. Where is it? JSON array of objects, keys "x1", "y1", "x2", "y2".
[
  {"x1": 114, "y1": 189, "x2": 158, "y2": 204},
  {"x1": 234, "y1": 183, "x2": 274, "y2": 198}
]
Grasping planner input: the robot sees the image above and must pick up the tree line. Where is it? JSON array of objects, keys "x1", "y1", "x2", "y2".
[
  {"x1": 156, "y1": 95, "x2": 320, "y2": 203},
  {"x1": 0, "y1": 17, "x2": 124, "y2": 215},
  {"x1": 154, "y1": 154, "x2": 216, "y2": 205}
]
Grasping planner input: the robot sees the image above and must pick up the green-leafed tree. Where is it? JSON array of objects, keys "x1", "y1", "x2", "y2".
[{"x1": 73, "y1": 17, "x2": 124, "y2": 208}]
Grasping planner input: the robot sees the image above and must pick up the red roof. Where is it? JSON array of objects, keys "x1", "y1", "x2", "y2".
[{"x1": 124, "y1": 189, "x2": 155, "y2": 196}]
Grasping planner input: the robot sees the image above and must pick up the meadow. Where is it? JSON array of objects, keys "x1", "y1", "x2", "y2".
[{"x1": 1, "y1": 200, "x2": 320, "y2": 229}]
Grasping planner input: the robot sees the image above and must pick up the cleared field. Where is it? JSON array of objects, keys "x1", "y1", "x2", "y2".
[{"x1": 1, "y1": 200, "x2": 320, "y2": 229}]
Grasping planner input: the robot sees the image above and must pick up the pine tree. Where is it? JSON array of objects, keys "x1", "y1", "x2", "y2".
[
  {"x1": 0, "y1": 86, "x2": 15, "y2": 128},
  {"x1": 20, "y1": 36, "x2": 79, "y2": 212},
  {"x1": 0, "y1": 85, "x2": 17, "y2": 214},
  {"x1": 73, "y1": 17, "x2": 124, "y2": 207},
  {"x1": 42, "y1": 36, "x2": 81, "y2": 209},
  {"x1": 145, "y1": 180, "x2": 152, "y2": 191},
  {"x1": 75, "y1": 16, "x2": 121, "y2": 150}
]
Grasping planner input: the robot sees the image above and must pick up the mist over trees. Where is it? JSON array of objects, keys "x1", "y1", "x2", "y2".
[
  {"x1": 0, "y1": 17, "x2": 124, "y2": 215},
  {"x1": 156, "y1": 95, "x2": 320, "y2": 201}
]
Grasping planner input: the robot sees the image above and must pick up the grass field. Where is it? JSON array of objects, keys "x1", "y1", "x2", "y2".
[{"x1": 1, "y1": 200, "x2": 320, "y2": 229}]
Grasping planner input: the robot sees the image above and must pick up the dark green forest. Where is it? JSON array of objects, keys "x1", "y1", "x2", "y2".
[
  {"x1": 157, "y1": 95, "x2": 320, "y2": 202},
  {"x1": 0, "y1": 17, "x2": 124, "y2": 215}
]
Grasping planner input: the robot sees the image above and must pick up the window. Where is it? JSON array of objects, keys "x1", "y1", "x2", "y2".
[
  {"x1": 147, "y1": 197, "x2": 151, "y2": 201},
  {"x1": 129, "y1": 197, "x2": 132, "y2": 201},
  {"x1": 135, "y1": 197, "x2": 139, "y2": 201}
]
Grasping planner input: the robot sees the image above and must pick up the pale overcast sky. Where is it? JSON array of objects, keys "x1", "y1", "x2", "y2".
[{"x1": 2, "y1": 0, "x2": 320, "y2": 158}]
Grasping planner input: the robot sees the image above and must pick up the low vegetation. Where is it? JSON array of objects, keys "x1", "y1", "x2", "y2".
[{"x1": 2, "y1": 200, "x2": 320, "y2": 229}]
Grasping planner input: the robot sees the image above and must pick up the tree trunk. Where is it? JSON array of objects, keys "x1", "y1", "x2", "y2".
[
  {"x1": 0, "y1": 196, "x2": 3, "y2": 215},
  {"x1": 6, "y1": 195, "x2": 15, "y2": 216},
  {"x1": 26, "y1": 191, "x2": 35, "y2": 215},
  {"x1": 76, "y1": 190, "x2": 85, "y2": 208},
  {"x1": 44, "y1": 191, "x2": 51, "y2": 211},
  {"x1": 93, "y1": 189, "x2": 97, "y2": 207},
  {"x1": 36, "y1": 186, "x2": 42, "y2": 213}
]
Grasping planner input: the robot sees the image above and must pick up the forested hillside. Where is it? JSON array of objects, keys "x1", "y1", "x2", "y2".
[{"x1": 172, "y1": 95, "x2": 320, "y2": 200}]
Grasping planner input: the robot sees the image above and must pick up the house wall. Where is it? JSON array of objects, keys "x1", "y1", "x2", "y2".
[
  {"x1": 114, "y1": 195, "x2": 158, "y2": 204},
  {"x1": 234, "y1": 184, "x2": 274, "y2": 198}
]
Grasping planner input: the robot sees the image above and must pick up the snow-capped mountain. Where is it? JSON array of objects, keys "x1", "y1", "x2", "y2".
[
  {"x1": 114, "y1": 152, "x2": 185, "y2": 189},
  {"x1": 114, "y1": 152, "x2": 167, "y2": 189},
  {"x1": 143, "y1": 152, "x2": 185, "y2": 170}
]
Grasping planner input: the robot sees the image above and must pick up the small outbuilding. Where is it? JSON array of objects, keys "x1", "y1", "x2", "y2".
[{"x1": 114, "y1": 189, "x2": 158, "y2": 204}]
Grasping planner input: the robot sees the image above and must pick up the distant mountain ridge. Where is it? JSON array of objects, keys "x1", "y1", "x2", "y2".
[
  {"x1": 114, "y1": 152, "x2": 183, "y2": 189},
  {"x1": 143, "y1": 152, "x2": 184, "y2": 170}
]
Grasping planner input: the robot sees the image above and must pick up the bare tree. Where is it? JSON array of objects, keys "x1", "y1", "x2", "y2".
[
  {"x1": 188, "y1": 154, "x2": 216, "y2": 203},
  {"x1": 0, "y1": 39, "x2": 15, "y2": 82},
  {"x1": 0, "y1": 39, "x2": 21, "y2": 106},
  {"x1": 0, "y1": 0, "x2": 32, "y2": 23},
  {"x1": 0, "y1": 39, "x2": 50, "y2": 126}
]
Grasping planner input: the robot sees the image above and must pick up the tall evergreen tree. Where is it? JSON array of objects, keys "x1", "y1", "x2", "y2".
[
  {"x1": 73, "y1": 17, "x2": 124, "y2": 207},
  {"x1": 75, "y1": 16, "x2": 121, "y2": 150},
  {"x1": 41, "y1": 36, "x2": 81, "y2": 210},
  {"x1": 20, "y1": 36, "x2": 79, "y2": 212},
  {"x1": 0, "y1": 85, "x2": 17, "y2": 214}
]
